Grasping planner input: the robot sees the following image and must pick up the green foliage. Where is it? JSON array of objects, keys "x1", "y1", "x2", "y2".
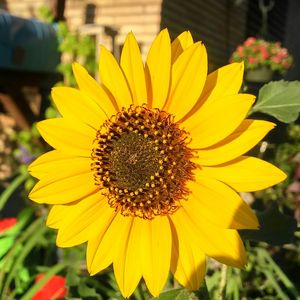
[
  {"x1": 0, "y1": 236, "x2": 14, "y2": 259},
  {"x1": 206, "y1": 246, "x2": 300, "y2": 300},
  {"x1": 251, "y1": 80, "x2": 300, "y2": 123},
  {"x1": 56, "y1": 22, "x2": 96, "y2": 86},
  {"x1": 38, "y1": 5, "x2": 54, "y2": 23},
  {"x1": 247, "y1": 247, "x2": 300, "y2": 299},
  {"x1": 77, "y1": 279, "x2": 102, "y2": 299},
  {"x1": 154, "y1": 288, "x2": 189, "y2": 300},
  {"x1": 0, "y1": 172, "x2": 28, "y2": 211}
]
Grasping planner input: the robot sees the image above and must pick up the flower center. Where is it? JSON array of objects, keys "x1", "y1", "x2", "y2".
[{"x1": 91, "y1": 105, "x2": 196, "y2": 219}]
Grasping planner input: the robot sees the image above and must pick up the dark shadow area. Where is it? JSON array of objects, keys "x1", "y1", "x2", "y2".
[
  {"x1": 85, "y1": 3, "x2": 96, "y2": 24},
  {"x1": 160, "y1": 0, "x2": 248, "y2": 70},
  {"x1": 51, "y1": 0, "x2": 66, "y2": 22},
  {"x1": 0, "y1": 0, "x2": 8, "y2": 11},
  {"x1": 160, "y1": 0, "x2": 299, "y2": 80}
]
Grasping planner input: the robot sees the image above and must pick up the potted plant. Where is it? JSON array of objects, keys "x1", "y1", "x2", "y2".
[{"x1": 230, "y1": 37, "x2": 293, "y2": 82}]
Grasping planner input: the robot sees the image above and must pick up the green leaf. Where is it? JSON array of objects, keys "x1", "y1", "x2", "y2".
[
  {"x1": 0, "y1": 237, "x2": 14, "y2": 258},
  {"x1": 0, "y1": 172, "x2": 28, "y2": 211},
  {"x1": 66, "y1": 270, "x2": 80, "y2": 287},
  {"x1": 78, "y1": 280, "x2": 101, "y2": 299},
  {"x1": 251, "y1": 80, "x2": 300, "y2": 123},
  {"x1": 154, "y1": 288, "x2": 189, "y2": 300},
  {"x1": 18, "y1": 267, "x2": 30, "y2": 283},
  {"x1": 0, "y1": 218, "x2": 46, "y2": 298},
  {"x1": 45, "y1": 106, "x2": 59, "y2": 119},
  {"x1": 239, "y1": 204, "x2": 297, "y2": 245}
]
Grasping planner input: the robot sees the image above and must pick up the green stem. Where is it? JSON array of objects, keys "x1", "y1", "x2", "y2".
[
  {"x1": 259, "y1": 248, "x2": 300, "y2": 299},
  {"x1": 263, "y1": 269, "x2": 289, "y2": 300},
  {"x1": 218, "y1": 265, "x2": 228, "y2": 300},
  {"x1": 0, "y1": 172, "x2": 28, "y2": 211},
  {"x1": 1, "y1": 223, "x2": 47, "y2": 298},
  {"x1": 0, "y1": 217, "x2": 43, "y2": 294},
  {"x1": 20, "y1": 263, "x2": 67, "y2": 300},
  {"x1": 133, "y1": 286, "x2": 144, "y2": 300}
]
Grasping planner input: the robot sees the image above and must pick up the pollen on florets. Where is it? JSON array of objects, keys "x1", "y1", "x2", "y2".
[{"x1": 91, "y1": 105, "x2": 196, "y2": 219}]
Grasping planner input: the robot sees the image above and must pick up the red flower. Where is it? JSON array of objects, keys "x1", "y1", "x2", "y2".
[
  {"x1": 248, "y1": 56, "x2": 257, "y2": 64},
  {"x1": 261, "y1": 51, "x2": 270, "y2": 59},
  {"x1": 244, "y1": 37, "x2": 256, "y2": 47},
  {"x1": 0, "y1": 218, "x2": 17, "y2": 234},
  {"x1": 32, "y1": 274, "x2": 67, "y2": 300},
  {"x1": 277, "y1": 48, "x2": 288, "y2": 59},
  {"x1": 257, "y1": 44, "x2": 267, "y2": 52},
  {"x1": 237, "y1": 45, "x2": 244, "y2": 56},
  {"x1": 271, "y1": 56, "x2": 281, "y2": 64}
]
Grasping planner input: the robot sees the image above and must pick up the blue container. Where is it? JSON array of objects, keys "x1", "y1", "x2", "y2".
[{"x1": 0, "y1": 11, "x2": 60, "y2": 73}]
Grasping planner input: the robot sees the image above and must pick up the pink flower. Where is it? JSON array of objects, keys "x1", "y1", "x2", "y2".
[
  {"x1": 272, "y1": 56, "x2": 281, "y2": 64},
  {"x1": 0, "y1": 218, "x2": 17, "y2": 234},
  {"x1": 248, "y1": 56, "x2": 257, "y2": 64},
  {"x1": 258, "y1": 45, "x2": 267, "y2": 52},
  {"x1": 231, "y1": 38, "x2": 292, "y2": 73},
  {"x1": 237, "y1": 45, "x2": 244, "y2": 56},
  {"x1": 31, "y1": 274, "x2": 67, "y2": 300},
  {"x1": 244, "y1": 37, "x2": 256, "y2": 47},
  {"x1": 262, "y1": 51, "x2": 270, "y2": 59},
  {"x1": 277, "y1": 48, "x2": 288, "y2": 59}
]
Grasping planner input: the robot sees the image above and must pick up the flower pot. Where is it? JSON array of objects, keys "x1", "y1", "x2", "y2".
[{"x1": 245, "y1": 67, "x2": 273, "y2": 83}]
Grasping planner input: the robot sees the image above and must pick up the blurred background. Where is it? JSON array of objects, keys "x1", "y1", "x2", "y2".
[
  {"x1": 1, "y1": 0, "x2": 300, "y2": 128},
  {"x1": 0, "y1": 1, "x2": 299, "y2": 299}
]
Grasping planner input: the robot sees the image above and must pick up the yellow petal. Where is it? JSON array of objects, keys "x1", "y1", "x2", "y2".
[
  {"x1": 87, "y1": 213, "x2": 132, "y2": 276},
  {"x1": 171, "y1": 31, "x2": 194, "y2": 64},
  {"x1": 46, "y1": 205, "x2": 66, "y2": 229},
  {"x1": 28, "y1": 150, "x2": 69, "y2": 178},
  {"x1": 56, "y1": 193, "x2": 110, "y2": 247},
  {"x1": 145, "y1": 28, "x2": 171, "y2": 109},
  {"x1": 195, "y1": 119, "x2": 275, "y2": 165},
  {"x1": 99, "y1": 46, "x2": 132, "y2": 109},
  {"x1": 139, "y1": 216, "x2": 172, "y2": 297},
  {"x1": 113, "y1": 218, "x2": 142, "y2": 298},
  {"x1": 164, "y1": 42, "x2": 207, "y2": 121},
  {"x1": 171, "y1": 209, "x2": 247, "y2": 268},
  {"x1": 72, "y1": 62, "x2": 118, "y2": 115},
  {"x1": 170, "y1": 219, "x2": 206, "y2": 290},
  {"x1": 29, "y1": 171, "x2": 97, "y2": 204},
  {"x1": 120, "y1": 32, "x2": 147, "y2": 106},
  {"x1": 200, "y1": 156, "x2": 287, "y2": 192},
  {"x1": 28, "y1": 150, "x2": 90, "y2": 180},
  {"x1": 186, "y1": 176, "x2": 258, "y2": 229},
  {"x1": 184, "y1": 94, "x2": 255, "y2": 149},
  {"x1": 51, "y1": 87, "x2": 107, "y2": 130},
  {"x1": 203, "y1": 62, "x2": 244, "y2": 105},
  {"x1": 184, "y1": 62, "x2": 244, "y2": 120},
  {"x1": 37, "y1": 118, "x2": 95, "y2": 157}
]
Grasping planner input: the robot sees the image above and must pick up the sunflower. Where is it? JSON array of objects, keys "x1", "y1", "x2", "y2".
[{"x1": 28, "y1": 29, "x2": 286, "y2": 298}]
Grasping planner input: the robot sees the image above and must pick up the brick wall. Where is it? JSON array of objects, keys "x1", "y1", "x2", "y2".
[
  {"x1": 4, "y1": 0, "x2": 50, "y2": 19},
  {"x1": 65, "y1": 0, "x2": 162, "y2": 58},
  {"x1": 4, "y1": 0, "x2": 162, "y2": 57}
]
